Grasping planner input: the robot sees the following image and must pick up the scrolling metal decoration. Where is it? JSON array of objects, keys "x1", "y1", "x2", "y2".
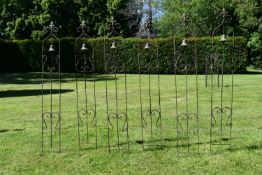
[
  {"x1": 104, "y1": 17, "x2": 129, "y2": 152},
  {"x1": 208, "y1": 8, "x2": 234, "y2": 151},
  {"x1": 174, "y1": 12, "x2": 200, "y2": 155},
  {"x1": 137, "y1": 3, "x2": 163, "y2": 150},
  {"x1": 75, "y1": 21, "x2": 98, "y2": 149},
  {"x1": 41, "y1": 22, "x2": 61, "y2": 154}
]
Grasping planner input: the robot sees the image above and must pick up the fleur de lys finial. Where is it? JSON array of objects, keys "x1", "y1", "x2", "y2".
[
  {"x1": 49, "y1": 21, "x2": 55, "y2": 29},
  {"x1": 81, "y1": 20, "x2": 86, "y2": 28}
]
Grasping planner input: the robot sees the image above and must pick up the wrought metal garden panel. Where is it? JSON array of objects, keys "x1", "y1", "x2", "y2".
[
  {"x1": 75, "y1": 21, "x2": 98, "y2": 149},
  {"x1": 41, "y1": 22, "x2": 61, "y2": 154},
  {"x1": 104, "y1": 18, "x2": 129, "y2": 152},
  {"x1": 208, "y1": 8, "x2": 234, "y2": 151},
  {"x1": 173, "y1": 12, "x2": 200, "y2": 155}
]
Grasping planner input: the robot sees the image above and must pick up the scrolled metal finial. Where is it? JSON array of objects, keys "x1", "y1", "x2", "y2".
[
  {"x1": 108, "y1": 17, "x2": 121, "y2": 37},
  {"x1": 81, "y1": 20, "x2": 86, "y2": 28},
  {"x1": 47, "y1": 21, "x2": 58, "y2": 35},
  {"x1": 181, "y1": 12, "x2": 189, "y2": 26},
  {"x1": 77, "y1": 20, "x2": 90, "y2": 36},
  {"x1": 49, "y1": 21, "x2": 55, "y2": 30},
  {"x1": 222, "y1": 7, "x2": 227, "y2": 18}
]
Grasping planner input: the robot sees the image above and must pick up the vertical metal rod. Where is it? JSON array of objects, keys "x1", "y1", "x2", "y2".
[
  {"x1": 138, "y1": 50, "x2": 144, "y2": 149},
  {"x1": 76, "y1": 72, "x2": 81, "y2": 149},
  {"x1": 58, "y1": 42, "x2": 62, "y2": 152},
  {"x1": 205, "y1": 57, "x2": 208, "y2": 88},
  {"x1": 41, "y1": 44, "x2": 44, "y2": 155},
  {"x1": 147, "y1": 49, "x2": 153, "y2": 140},
  {"x1": 185, "y1": 65, "x2": 189, "y2": 153},
  {"x1": 104, "y1": 39, "x2": 111, "y2": 153},
  {"x1": 194, "y1": 39, "x2": 200, "y2": 154},
  {"x1": 84, "y1": 70, "x2": 89, "y2": 144},
  {"x1": 92, "y1": 43, "x2": 98, "y2": 149},
  {"x1": 50, "y1": 57, "x2": 53, "y2": 149},
  {"x1": 217, "y1": 62, "x2": 220, "y2": 87},
  {"x1": 112, "y1": 48, "x2": 120, "y2": 149},
  {"x1": 124, "y1": 63, "x2": 129, "y2": 150},
  {"x1": 230, "y1": 32, "x2": 235, "y2": 149},
  {"x1": 220, "y1": 43, "x2": 225, "y2": 144},
  {"x1": 210, "y1": 36, "x2": 214, "y2": 152},
  {"x1": 174, "y1": 38, "x2": 179, "y2": 157},
  {"x1": 220, "y1": 61, "x2": 224, "y2": 144},
  {"x1": 156, "y1": 43, "x2": 162, "y2": 148}
]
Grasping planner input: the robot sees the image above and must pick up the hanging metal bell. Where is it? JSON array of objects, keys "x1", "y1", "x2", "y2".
[
  {"x1": 81, "y1": 43, "x2": 87, "y2": 51},
  {"x1": 220, "y1": 34, "x2": 227, "y2": 42},
  {"x1": 110, "y1": 42, "x2": 116, "y2": 49},
  {"x1": 181, "y1": 39, "x2": 188, "y2": 47},
  {"x1": 144, "y1": 42, "x2": 150, "y2": 49},
  {"x1": 48, "y1": 44, "x2": 55, "y2": 52}
]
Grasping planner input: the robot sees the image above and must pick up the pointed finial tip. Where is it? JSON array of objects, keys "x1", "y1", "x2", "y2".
[{"x1": 49, "y1": 21, "x2": 55, "y2": 28}]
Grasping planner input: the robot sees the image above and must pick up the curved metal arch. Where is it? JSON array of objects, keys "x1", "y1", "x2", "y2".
[{"x1": 107, "y1": 17, "x2": 122, "y2": 38}]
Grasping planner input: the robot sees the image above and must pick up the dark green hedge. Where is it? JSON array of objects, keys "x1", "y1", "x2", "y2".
[{"x1": 0, "y1": 36, "x2": 247, "y2": 73}]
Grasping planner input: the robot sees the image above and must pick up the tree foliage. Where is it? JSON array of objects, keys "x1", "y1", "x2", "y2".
[
  {"x1": 0, "y1": 0, "x2": 141, "y2": 39},
  {"x1": 158, "y1": 0, "x2": 262, "y2": 66},
  {"x1": 236, "y1": 0, "x2": 262, "y2": 67}
]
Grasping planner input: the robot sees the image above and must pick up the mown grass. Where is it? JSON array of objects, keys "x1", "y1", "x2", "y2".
[{"x1": 0, "y1": 72, "x2": 261, "y2": 175}]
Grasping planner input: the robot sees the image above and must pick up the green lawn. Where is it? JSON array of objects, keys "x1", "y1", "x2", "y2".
[{"x1": 0, "y1": 72, "x2": 262, "y2": 174}]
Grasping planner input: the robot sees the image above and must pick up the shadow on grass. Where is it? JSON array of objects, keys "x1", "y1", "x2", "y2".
[
  {"x1": 0, "y1": 73, "x2": 118, "y2": 85},
  {"x1": 0, "y1": 128, "x2": 24, "y2": 134},
  {"x1": 134, "y1": 137, "x2": 205, "y2": 151},
  {"x1": 0, "y1": 89, "x2": 74, "y2": 98},
  {"x1": 240, "y1": 70, "x2": 262, "y2": 74},
  {"x1": 228, "y1": 144, "x2": 262, "y2": 152}
]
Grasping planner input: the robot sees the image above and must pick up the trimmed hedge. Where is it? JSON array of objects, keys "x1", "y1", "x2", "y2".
[{"x1": 0, "y1": 36, "x2": 247, "y2": 73}]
